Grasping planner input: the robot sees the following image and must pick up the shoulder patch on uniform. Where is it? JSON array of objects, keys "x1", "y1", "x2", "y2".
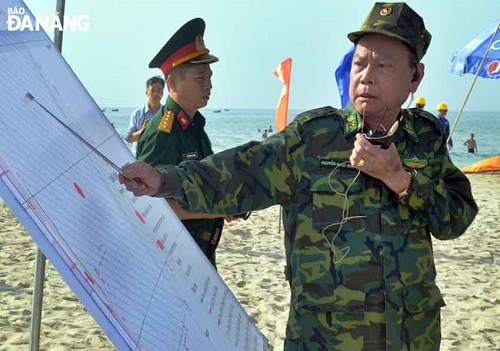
[
  {"x1": 295, "y1": 106, "x2": 338, "y2": 125},
  {"x1": 403, "y1": 156, "x2": 428, "y2": 169},
  {"x1": 158, "y1": 109, "x2": 175, "y2": 134}
]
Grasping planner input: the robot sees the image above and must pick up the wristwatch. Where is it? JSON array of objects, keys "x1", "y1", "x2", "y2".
[{"x1": 397, "y1": 169, "x2": 416, "y2": 201}]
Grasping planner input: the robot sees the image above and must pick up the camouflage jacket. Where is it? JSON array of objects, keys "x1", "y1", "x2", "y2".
[{"x1": 156, "y1": 104, "x2": 478, "y2": 346}]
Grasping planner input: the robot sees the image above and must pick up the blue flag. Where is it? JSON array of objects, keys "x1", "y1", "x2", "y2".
[
  {"x1": 451, "y1": 20, "x2": 500, "y2": 79},
  {"x1": 335, "y1": 45, "x2": 354, "y2": 108}
]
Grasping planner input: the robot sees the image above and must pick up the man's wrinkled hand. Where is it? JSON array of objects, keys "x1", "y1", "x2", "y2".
[{"x1": 119, "y1": 161, "x2": 162, "y2": 197}]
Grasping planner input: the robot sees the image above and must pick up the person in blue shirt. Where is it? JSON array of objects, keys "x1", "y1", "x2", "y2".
[
  {"x1": 125, "y1": 76, "x2": 165, "y2": 155},
  {"x1": 436, "y1": 102, "x2": 453, "y2": 150}
]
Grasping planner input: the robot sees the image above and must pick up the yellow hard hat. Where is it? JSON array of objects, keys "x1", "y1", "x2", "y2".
[
  {"x1": 415, "y1": 96, "x2": 426, "y2": 105},
  {"x1": 436, "y1": 102, "x2": 448, "y2": 111}
]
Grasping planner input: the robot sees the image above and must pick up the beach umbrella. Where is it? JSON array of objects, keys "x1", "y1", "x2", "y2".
[
  {"x1": 450, "y1": 19, "x2": 500, "y2": 79},
  {"x1": 448, "y1": 19, "x2": 500, "y2": 144}
]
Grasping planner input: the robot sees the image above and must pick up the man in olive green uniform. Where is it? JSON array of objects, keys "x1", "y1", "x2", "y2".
[
  {"x1": 121, "y1": 3, "x2": 478, "y2": 350},
  {"x1": 136, "y1": 18, "x2": 224, "y2": 266}
]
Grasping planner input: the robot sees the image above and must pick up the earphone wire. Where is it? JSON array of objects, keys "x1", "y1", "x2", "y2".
[{"x1": 321, "y1": 103, "x2": 367, "y2": 264}]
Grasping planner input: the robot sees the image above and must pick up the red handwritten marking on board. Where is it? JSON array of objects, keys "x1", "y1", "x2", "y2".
[
  {"x1": 84, "y1": 271, "x2": 95, "y2": 284},
  {"x1": 135, "y1": 210, "x2": 145, "y2": 224},
  {"x1": 73, "y1": 182, "x2": 86, "y2": 198},
  {"x1": 0, "y1": 170, "x2": 9, "y2": 177},
  {"x1": 156, "y1": 240, "x2": 164, "y2": 250},
  {"x1": 98, "y1": 243, "x2": 107, "y2": 267}
]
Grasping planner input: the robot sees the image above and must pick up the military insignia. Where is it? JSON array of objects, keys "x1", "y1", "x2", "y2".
[
  {"x1": 403, "y1": 156, "x2": 428, "y2": 169},
  {"x1": 380, "y1": 6, "x2": 392, "y2": 16},
  {"x1": 344, "y1": 114, "x2": 360, "y2": 135},
  {"x1": 177, "y1": 110, "x2": 191, "y2": 131},
  {"x1": 403, "y1": 117, "x2": 418, "y2": 141},
  {"x1": 158, "y1": 109, "x2": 175, "y2": 134},
  {"x1": 195, "y1": 35, "x2": 206, "y2": 51}
]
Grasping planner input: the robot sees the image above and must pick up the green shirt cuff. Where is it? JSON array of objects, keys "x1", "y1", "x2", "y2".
[
  {"x1": 154, "y1": 164, "x2": 187, "y2": 204},
  {"x1": 404, "y1": 170, "x2": 432, "y2": 209}
]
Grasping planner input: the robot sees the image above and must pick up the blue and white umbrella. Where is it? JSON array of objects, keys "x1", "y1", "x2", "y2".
[
  {"x1": 451, "y1": 19, "x2": 500, "y2": 79},
  {"x1": 449, "y1": 19, "x2": 500, "y2": 150}
]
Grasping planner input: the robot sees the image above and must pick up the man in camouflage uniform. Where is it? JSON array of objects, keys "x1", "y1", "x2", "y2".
[{"x1": 120, "y1": 3, "x2": 478, "y2": 350}]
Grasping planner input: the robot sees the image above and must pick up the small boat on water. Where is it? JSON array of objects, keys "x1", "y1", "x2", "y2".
[
  {"x1": 213, "y1": 109, "x2": 221, "y2": 113},
  {"x1": 111, "y1": 108, "x2": 119, "y2": 112}
]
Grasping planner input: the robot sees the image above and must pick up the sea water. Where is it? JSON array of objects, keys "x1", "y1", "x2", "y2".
[
  {"x1": 0, "y1": 108, "x2": 497, "y2": 204},
  {"x1": 106, "y1": 107, "x2": 499, "y2": 170}
]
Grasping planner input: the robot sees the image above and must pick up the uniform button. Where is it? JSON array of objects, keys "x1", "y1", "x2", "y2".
[{"x1": 417, "y1": 189, "x2": 425, "y2": 197}]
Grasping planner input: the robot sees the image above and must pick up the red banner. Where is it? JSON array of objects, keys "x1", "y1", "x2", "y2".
[{"x1": 274, "y1": 57, "x2": 292, "y2": 132}]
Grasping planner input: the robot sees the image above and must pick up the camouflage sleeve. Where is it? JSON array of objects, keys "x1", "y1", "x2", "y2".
[
  {"x1": 402, "y1": 130, "x2": 477, "y2": 240},
  {"x1": 155, "y1": 118, "x2": 306, "y2": 215}
]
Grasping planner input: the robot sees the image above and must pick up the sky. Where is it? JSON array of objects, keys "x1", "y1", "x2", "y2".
[{"x1": 17, "y1": 0, "x2": 500, "y2": 111}]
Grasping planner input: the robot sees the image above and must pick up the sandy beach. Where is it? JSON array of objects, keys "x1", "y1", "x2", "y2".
[{"x1": 1, "y1": 173, "x2": 499, "y2": 350}]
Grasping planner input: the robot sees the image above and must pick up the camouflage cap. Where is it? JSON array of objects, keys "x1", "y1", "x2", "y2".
[{"x1": 347, "y1": 2, "x2": 431, "y2": 61}]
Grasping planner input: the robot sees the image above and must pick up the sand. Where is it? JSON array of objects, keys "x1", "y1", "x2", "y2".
[{"x1": 1, "y1": 173, "x2": 499, "y2": 350}]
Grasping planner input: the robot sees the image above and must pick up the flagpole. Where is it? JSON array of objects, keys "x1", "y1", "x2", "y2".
[
  {"x1": 30, "y1": 1, "x2": 66, "y2": 350},
  {"x1": 448, "y1": 21, "x2": 500, "y2": 143}
]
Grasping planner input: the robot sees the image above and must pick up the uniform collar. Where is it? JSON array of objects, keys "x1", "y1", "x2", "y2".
[
  {"x1": 400, "y1": 109, "x2": 419, "y2": 142},
  {"x1": 341, "y1": 103, "x2": 419, "y2": 142},
  {"x1": 164, "y1": 96, "x2": 183, "y2": 115},
  {"x1": 341, "y1": 103, "x2": 363, "y2": 137},
  {"x1": 163, "y1": 96, "x2": 205, "y2": 131}
]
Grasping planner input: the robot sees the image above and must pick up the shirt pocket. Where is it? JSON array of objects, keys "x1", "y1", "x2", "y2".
[
  {"x1": 301, "y1": 282, "x2": 367, "y2": 313},
  {"x1": 310, "y1": 169, "x2": 364, "y2": 231},
  {"x1": 402, "y1": 284, "x2": 445, "y2": 314}
]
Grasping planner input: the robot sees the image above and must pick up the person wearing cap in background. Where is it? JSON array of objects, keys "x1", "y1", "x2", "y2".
[
  {"x1": 135, "y1": 18, "x2": 229, "y2": 268},
  {"x1": 125, "y1": 76, "x2": 165, "y2": 156},
  {"x1": 436, "y1": 101, "x2": 453, "y2": 150},
  {"x1": 414, "y1": 95, "x2": 426, "y2": 109},
  {"x1": 120, "y1": 3, "x2": 477, "y2": 350}
]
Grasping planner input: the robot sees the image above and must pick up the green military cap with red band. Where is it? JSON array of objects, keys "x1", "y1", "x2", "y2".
[{"x1": 149, "y1": 18, "x2": 219, "y2": 76}]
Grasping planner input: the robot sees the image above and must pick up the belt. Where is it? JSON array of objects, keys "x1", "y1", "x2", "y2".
[{"x1": 191, "y1": 221, "x2": 224, "y2": 260}]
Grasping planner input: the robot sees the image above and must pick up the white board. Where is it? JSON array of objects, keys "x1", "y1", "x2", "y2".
[{"x1": 0, "y1": 1, "x2": 268, "y2": 350}]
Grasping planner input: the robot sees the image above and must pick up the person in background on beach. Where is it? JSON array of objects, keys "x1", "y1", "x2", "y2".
[
  {"x1": 261, "y1": 129, "x2": 268, "y2": 139},
  {"x1": 463, "y1": 133, "x2": 478, "y2": 153},
  {"x1": 125, "y1": 76, "x2": 165, "y2": 156},
  {"x1": 119, "y1": 3, "x2": 478, "y2": 350},
  {"x1": 135, "y1": 18, "x2": 230, "y2": 268},
  {"x1": 414, "y1": 95, "x2": 426, "y2": 109},
  {"x1": 436, "y1": 101, "x2": 453, "y2": 150}
]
